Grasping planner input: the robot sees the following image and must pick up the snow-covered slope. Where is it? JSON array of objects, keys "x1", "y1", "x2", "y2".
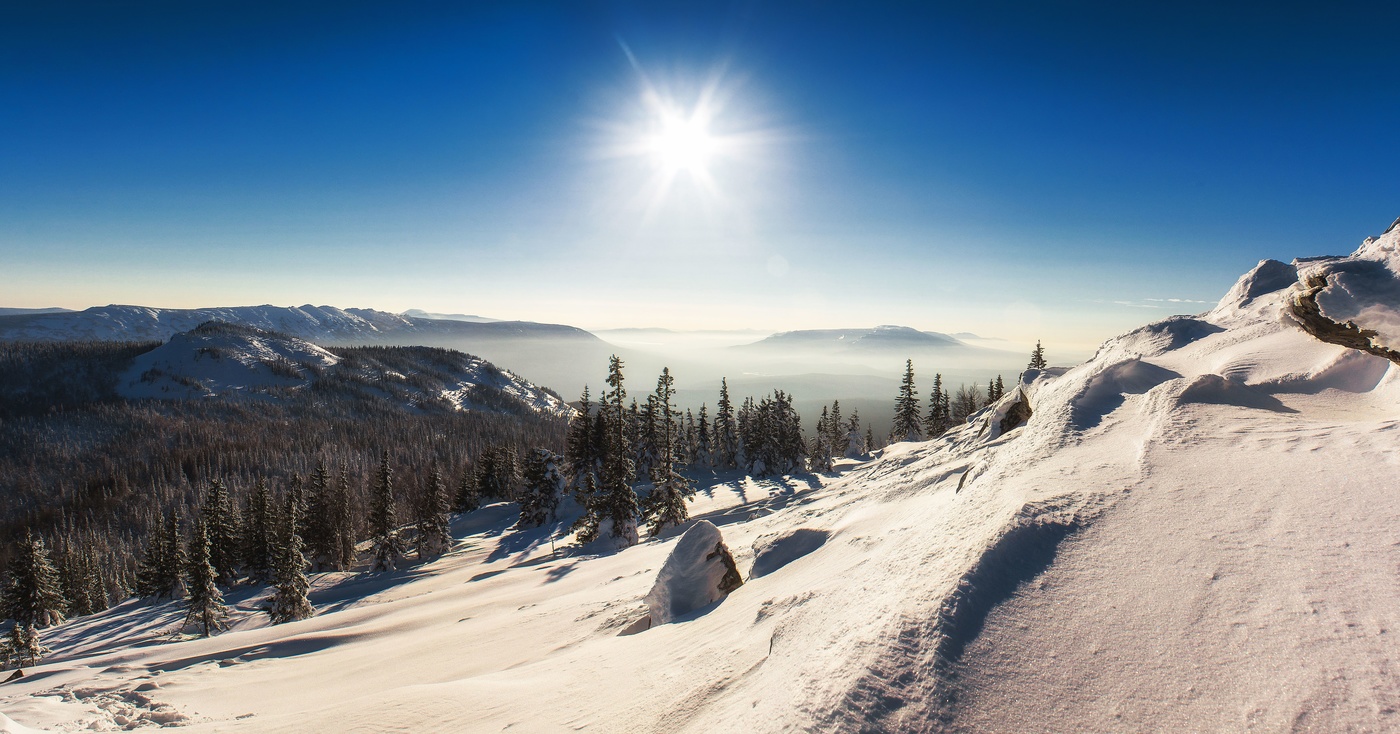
[
  {"x1": 114, "y1": 322, "x2": 573, "y2": 418},
  {"x1": 3, "y1": 225, "x2": 1399, "y2": 732},
  {"x1": 0, "y1": 304, "x2": 594, "y2": 348},
  {"x1": 0, "y1": 304, "x2": 610, "y2": 398}
]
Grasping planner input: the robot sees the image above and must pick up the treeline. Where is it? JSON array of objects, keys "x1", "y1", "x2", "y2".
[
  {"x1": 0, "y1": 339, "x2": 570, "y2": 626},
  {"x1": 890, "y1": 340, "x2": 1048, "y2": 442}
]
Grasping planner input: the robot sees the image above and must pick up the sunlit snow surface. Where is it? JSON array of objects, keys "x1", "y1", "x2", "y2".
[{"x1": 3, "y1": 233, "x2": 1400, "y2": 731}]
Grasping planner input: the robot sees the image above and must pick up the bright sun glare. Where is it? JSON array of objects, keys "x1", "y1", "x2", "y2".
[{"x1": 649, "y1": 113, "x2": 715, "y2": 174}]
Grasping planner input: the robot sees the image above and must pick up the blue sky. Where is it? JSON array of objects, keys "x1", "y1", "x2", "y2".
[{"x1": 4, "y1": 2, "x2": 1400, "y2": 350}]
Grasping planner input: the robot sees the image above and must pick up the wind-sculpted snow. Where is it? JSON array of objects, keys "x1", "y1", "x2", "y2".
[{"x1": 3, "y1": 225, "x2": 1399, "y2": 732}]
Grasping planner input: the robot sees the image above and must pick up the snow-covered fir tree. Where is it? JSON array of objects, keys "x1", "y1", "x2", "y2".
[
  {"x1": 334, "y1": 466, "x2": 357, "y2": 570},
  {"x1": 575, "y1": 355, "x2": 640, "y2": 547},
  {"x1": 827, "y1": 400, "x2": 844, "y2": 454},
  {"x1": 0, "y1": 531, "x2": 66, "y2": 628},
  {"x1": 368, "y1": 451, "x2": 405, "y2": 571},
  {"x1": 203, "y1": 478, "x2": 239, "y2": 583},
  {"x1": 925, "y1": 373, "x2": 949, "y2": 437},
  {"x1": 305, "y1": 462, "x2": 337, "y2": 569},
  {"x1": 893, "y1": 359, "x2": 923, "y2": 442},
  {"x1": 454, "y1": 466, "x2": 479, "y2": 513},
  {"x1": 564, "y1": 385, "x2": 597, "y2": 491},
  {"x1": 134, "y1": 512, "x2": 185, "y2": 599},
  {"x1": 268, "y1": 500, "x2": 313, "y2": 624},
  {"x1": 519, "y1": 448, "x2": 565, "y2": 529},
  {"x1": 0, "y1": 623, "x2": 49, "y2": 670},
  {"x1": 184, "y1": 517, "x2": 228, "y2": 637},
  {"x1": 474, "y1": 445, "x2": 521, "y2": 502},
  {"x1": 810, "y1": 406, "x2": 834, "y2": 473},
  {"x1": 715, "y1": 378, "x2": 738, "y2": 468},
  {"x1": 694, "y1": 404, "x2": 712, "y2": 469},
  {"x1": 241, "y1": 477, "x2": 275, "y2": 584},
  {"x1": 845, "y1": 410, "x2": 868, "y2": 459},
  {"x1": 642, "y1": 368, "x2": 695, "y2": 537},
  {"x1": 416, "y1": 464, "x2": 452, "y2": 560}
]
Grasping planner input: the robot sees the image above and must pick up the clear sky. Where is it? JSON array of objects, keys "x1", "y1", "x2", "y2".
[{"x1": 5, "y1": 2, "x2": 1400, "y2": 352}]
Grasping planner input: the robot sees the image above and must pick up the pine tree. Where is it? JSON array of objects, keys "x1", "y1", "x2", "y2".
[
  {"x1": 203, "y1": 479, "x2": 239, "y2": 583},
  {"x1": 416, "y1": 464, "x2": 452, "y2": 560},
  {"x1": 286, "y1": 472, "x2": 306, "y2": 532},
  {"x1": 809, "y1": 419, "x2": 834, "y2": 473},
  {"x1": 304, "y1": 462, "x2": 336, "y2": 569},
  {"x1": 995, "y1": 375, "x2": 1005, "y2": 403},
  {"x1": 454, "y1": 467, "x2": 480, "y2": 513},
  {"x1": 845, "y1": 411, "x2": 868, "y2": 458},
  {"x1": 0, "y1": 531, "x2": 66, "y2": 628},
  {"x1": 827, "y1": 400, "x2": 844, "y2": 453},
  {"x1": 135, "y1": 512, "x2": 186, "y2": 599},
  {"x1": 578, "y1": 355, "x2": 640, "y2": 547},
  {"x1": 1, "y1": 623, "x2": 49, "y2": 669},
  {"x1": 268, "y1": 500, "x2": 313, "y2": 624},
  {"x1": 641, "y1": 368, "x2": 695, "y2": 537},
  {"x1": 1029, "y1": 341, "x2": 1048, "y2": 370},
  {"x1": 242, "y1": 477, "x2": 275, "y2": 584},
  {"x1": 715, "y1": 378, "x2": 737, "y2": 468},
  {"x1": 519, "y1": 449, "x2": 565, "y2": 529},
  {"x1": 571, "y1": 473, "x2": 603, "y2": 543},
  {"x1": 368, "y1": 451, "x2": 404, "y2": 572},
  {"x1": 695, "y1": 404, "x2": 712, "y2": 469},
  {"x1": 334, "y1": 466, "x2": 357, "y2": 569},
  {"x1": 925, "y1": 373, "x2": 948, "y2": 437},
  {"x1": 564, "y1": 386, "x2": 596, "y2": 491},
  {"x1": 893, "y1": 359, "x2": 923, "y2": 442},
  {"x1": 184, "y1": 517, "x2": 227, "y2": 637}
]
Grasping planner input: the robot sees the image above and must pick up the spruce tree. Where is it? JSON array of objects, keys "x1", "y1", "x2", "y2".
[
  {"x1": 519, "y1": 449, "x2": 565, "y2": 529},
  {"x1": 715, "y1": 378, "x2": 737, "y2": 468},
  {"x1": 0, "y1": 531, "x2": 67, "y2": 628},
  {"x1": 845, "y1": 411, "x2": 868, "y2": 458},
  {"x1": 925, "y1": 373, "x2": 947, "y2": 437},
  {"x1": 268, "y1": 501, "x2": 313, "y2": 624},
  {"x1": 304, "y1": 462, "x2": 336, "y2": 569},
  {"x1": 203, "y1": 478, "x2": 239, "y2": 583},
  {"x1": 827, "y1": 400, "x2": 844, "y2": 453},
  {"x1": 184, "y1": 517, "x2": 228, "y2": 637},
  {"x1": 695, "y1": 404, "x2": 712, "y2": 469},
  {"x1": 454, "y1": 468, "x2": 480, "y2": 513},
  {"x1": 565, "y1": 386, "x2": 596, "y2": 491},
  {"x1": 368, "y1": 451, "x2": 404, "y2": 571},
  {"x1": 242, "y1": 477, "x2": 275, "y2": 584},
  {"x1": 135, "y1": 512, "x2": 186, "y2": 599},
  {"x1": 995, "y1": 375, "x2": 1005, "y2": 402},
  {"x1": 334, "y1": 466, "x2": 357, "y2": 570},
  {"x1": 578, "y1": 355, "x2": 639, "y2": 547},
  {"x1": 1, "y1": 623, "x2": 49, "y2": 669},
  {"x1": 416, "y1": 464, "x2": 452, "y2": 559},
  {"x1": 893, "y1": 359, "x2": 923, "y2": 442},
  {"x1": 641, "y1": 368, "x2": 695, "y2": 537},
  {"x1": 1029, "y1": 341, "x2": 1048, "y2": 370}
]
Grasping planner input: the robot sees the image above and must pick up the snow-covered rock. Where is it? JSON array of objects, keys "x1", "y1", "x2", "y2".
[{"x1": 643, "y1": 520, "x2": 743, "y2": 626}]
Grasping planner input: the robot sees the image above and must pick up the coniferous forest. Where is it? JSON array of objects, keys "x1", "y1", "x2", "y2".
[{"x1": 0, "y1": 333, "x2": 1034, "y2": 648}]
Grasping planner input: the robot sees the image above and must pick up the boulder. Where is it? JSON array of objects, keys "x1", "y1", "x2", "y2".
[{"x1": 643, "y1": 520, "x2": 743, "y2": 625}]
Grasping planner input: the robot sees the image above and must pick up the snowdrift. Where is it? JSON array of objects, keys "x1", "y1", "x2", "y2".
[{"x1": 3, "y1": 223, "x2": 1399, "y2": 731}]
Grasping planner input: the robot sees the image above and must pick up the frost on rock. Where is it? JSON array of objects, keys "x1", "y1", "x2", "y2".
[{"x1": 643, "y1": 520, "x2": 743, "y2": 626}]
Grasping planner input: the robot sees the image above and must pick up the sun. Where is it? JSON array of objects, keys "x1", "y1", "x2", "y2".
[{"x1": 648, "y1": 113, "x2": 716, "y2": 174}]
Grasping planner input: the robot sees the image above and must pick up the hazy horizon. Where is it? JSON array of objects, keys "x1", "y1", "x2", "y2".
[{"x1": 8, "y1": 4, "x2": 1399, "y2": 354}]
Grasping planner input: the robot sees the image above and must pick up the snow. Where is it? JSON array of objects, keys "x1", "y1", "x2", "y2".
[
  {"x1": 642, "y1": 520, "x2": 741, "y2": 626},
  {"x1": 2, "y1": 226, "x2": 1399, "y2": 731},
  {"x1": 117, "y1": 325, "x2": 338, "y2": 400}
]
